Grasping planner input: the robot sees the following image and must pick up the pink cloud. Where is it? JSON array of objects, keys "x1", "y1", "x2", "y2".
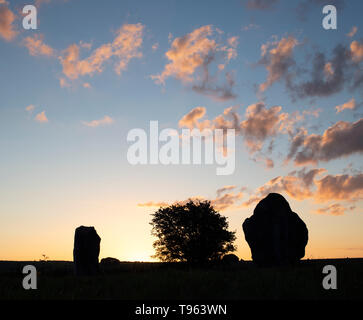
[
  {"x1": 23, "y1": 34, "x2": 55, "y2": 57},
  {"x1": 287, "y1": 118, "x2": 363, "y2": 165},
  {"x1": 216, "y1": 185, "x2": 236, "y2": 197},
  {"x1": 152, "y1": 42, "x2": 159, "y2": 51},
  {"x1": 315, "y1": 173, "x2": 363, "y2": 203},
  {"x1": 350, "y1": 40, "x2": 363, "y2": 63},
  {"x1": 179, "y1": 103, "x2": 320, "y2": 169},
  {"x1": 314, "y1": 203, "x2": 347, "y2": 216},
  {"x1": 335, "y1": 98, "x2": 356, "y2": 113},
  {"x1": 139, "y1": 186, "x2": 244, "y2": 212},
  {"x1": 137, "y1": 201, "x2": 169, "y2": 208},
  {"x1": 259, "y1": 36, "x2": 298, "y2": 92},
  {"x1": 0, "y1": 6, "x2": 17, "y2": 41},
  {"x1": 347, "y1": 26, "x2": 358, "y2": 38},
  {"x1": 35, "y1": 111, "x2": 48, "y2": 123},
  {"x1": 241, "y1": 169, "x2": 362, "y2": 215},
  {"x1": 151, "y1": 25, "x2": 216, "y2": 85},
  {"x1": 82, "y1": 115, "x2": 114, "y2": 127},
  {"x1": 26, "y1": 105, "x2": 35, "y2": 112},
  {"x1": 178, "y1": 106, "x2": 206, "y2": 129},
  {"x1": 240, "y1": 102, "x2": 287, "y2": 153},
  {"x1": 152, "y1": 25, "x2": 238, "y2": 100},
  {"x1": 59, "y1": 23, "x2": 144, "y2": 81}
]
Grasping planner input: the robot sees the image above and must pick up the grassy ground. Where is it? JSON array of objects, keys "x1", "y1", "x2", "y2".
[{"x1": 0, "y1": 259, "x2": 362, "y2": 300}]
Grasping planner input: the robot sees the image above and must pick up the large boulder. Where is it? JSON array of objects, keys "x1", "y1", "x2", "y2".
[
  {"x1": 100, "y1": 257, "x2": 121, "y2": 265},
  {"x1": 221, "y1": 254, "x2": 240, "y2": 264},
  {"x1": 242, "y1": 193, "x2": 308, "y2": 266},
  {"x1": 100, "y1": 257, "x2": 121, "y2": 274},
  {"x1": 73, "y1": 226, "x2": 101, "y2": 275}
]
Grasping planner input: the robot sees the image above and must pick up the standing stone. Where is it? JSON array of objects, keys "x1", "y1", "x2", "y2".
[
  {"x1": 242, "y1": 193, "x2": 308, "y2": 266},
  {"x1": 221, "y1": 254, "x2": 240, "y2": 264},
  {"x1": 73, "y1": 226, "x2": 101, "y2": 275}
]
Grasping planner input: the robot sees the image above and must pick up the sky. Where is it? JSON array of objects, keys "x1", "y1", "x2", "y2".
[{"x1": 0, "y1": 0, "x2": 362, "y2": 262}]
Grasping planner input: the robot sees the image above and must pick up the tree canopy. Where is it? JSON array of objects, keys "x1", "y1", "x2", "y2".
[{"x1": 150, "y1": 200, "x2": 236, "y2": 263}]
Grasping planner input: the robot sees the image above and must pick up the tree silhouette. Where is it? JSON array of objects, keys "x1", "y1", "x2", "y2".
[{"x1": 150, "y1": 200, "x2": 236, "y2": 263}]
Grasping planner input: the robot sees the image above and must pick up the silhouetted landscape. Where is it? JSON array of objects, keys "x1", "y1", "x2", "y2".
[
  {"x1": 1, "y1": 194, "x2": 362, "y2": 300},
  {"x1": 1, "y1": 258, "x2": 363, "y2": 299},
  {"x1": 1, "y1": 0, "x2": 362, "y2": 309}
]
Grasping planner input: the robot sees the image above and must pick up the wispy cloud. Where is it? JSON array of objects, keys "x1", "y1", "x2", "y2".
[
  {"x1": 0, "y1": 5, "x2": 17, "y2": 41},
  {"x1": 35, "y1": 111, "x2": 48, "y2": 123},
  {"x1": 335, "y1": 98, "x2": 356, "y2": 113},
  {"x1": 314, "y1": 203, "x2": 349, "y2": 216},
  {"x1": 350, "y1": 40, "x2": 363, "y2": 63},
  {"x1": 179, "y1": 103, "x2": 321, "y2": 168},
  {"x1": 152, "y1": 42, "x2": 159, "y2": 51},
  {"x1": 347, "y1": 26, "x2": 358, "y2": 38},
  {"x1": 138, "y1": 185, "x2": 244, "y2": 212},
  {"x1": 315, "y1": 173, "x2": 363, "y2": 202},
  {"x1": 240, "y1": 102, "x2": 287, "y2": 153},
  {"x1": 240, "y1": 168, "x2": 325, "y2": 206},
  {"x1": 241, "y1": 169, "x2": 363, "y2": 215},
  {"x1": 152, "y1": 25, "x2": 238, "y2": 101},
  {"x1": 60, "y1": 23, "x2": 144, "y2": 81},
  {"x1": 152, "y1": 25, "x2": 216, "y2": 85},
  {"x1": 286, "y1": 118, "x2": 363, "y2": 165},
  {"x1": 82, "y1": 115, "x2": 114, "y2": 127},
  {"x1": 137, "y1": 201, "x2": 169, "y2": 208},
  {"x1": 258, "y1": 36, "x2": 298, "y2": 93},
  {"x1": 59, "y1": 77, "x2": 70, "y2": 88},
  {"x1": 25, "y1": 104, "x2": 35, "y2": 112},
  {"x1": 23, "y1": 34, "x2": 55, "y2": 57},
  {"x1": 290, "y1": 40, "x2": 363, "y2": 98},
  {"x1": 178, "y1": 106, "x2": 206, "y2": 129},
  {"x1": 216, "y1": 185, "x2": 236, "y2": 197},
  {"x1": 212, "y1": 191, "x2": 244, "y2": 211}
]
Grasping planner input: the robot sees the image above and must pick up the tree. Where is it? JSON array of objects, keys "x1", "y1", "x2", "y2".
[{"x1": 150, "y1": 200, "x2": 236, "y2": 263}]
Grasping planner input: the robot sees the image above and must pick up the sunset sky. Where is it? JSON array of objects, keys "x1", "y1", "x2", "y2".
[{"x1": 1, "y1": 0, "x2": 362, "y2": 262}]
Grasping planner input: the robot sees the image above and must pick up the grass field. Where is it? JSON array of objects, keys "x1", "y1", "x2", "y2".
[{"x1": 0, "y1": 259, "x2": 362, "y2": 300}]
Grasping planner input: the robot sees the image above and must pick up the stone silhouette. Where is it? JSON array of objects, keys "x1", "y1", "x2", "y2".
[
  {"x1": 221, "y1": 254, "x2": 240, "y2": 264},
  {"x1": 242, "y1": 193, "x2": 308, "y2": 266},
  {"x1": 73, "y1": 226, "x2": 101, "y2": 275},
  {"x1": 100, "y1": 257, "x2": 121, "y2": 274},
  {"x1": 100, "y1": 257, "x2": 121, "y2": 265}
]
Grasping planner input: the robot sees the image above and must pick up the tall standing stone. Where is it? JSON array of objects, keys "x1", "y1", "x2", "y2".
[
  {"x1": 242, "y1": 193, "x2": 308, "y2": 266},
  {"x1": 73, "y1": 226, "x2": 101, "y2": 275}
]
